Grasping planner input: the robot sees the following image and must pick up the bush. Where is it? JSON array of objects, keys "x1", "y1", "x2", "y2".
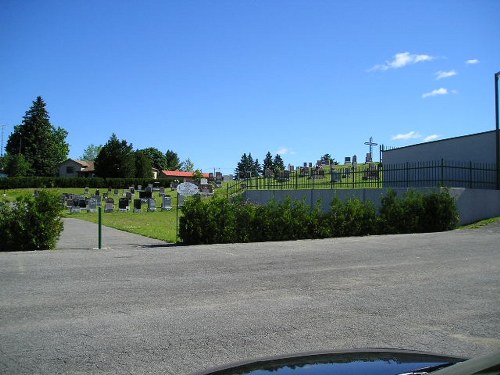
[
  {"x1": 0, "y1": 190, "x2": 64, "y2": 251},
  {"x1": 0, "y1": 177, "x2": 171, "y2": 190},
  {"x1": 178, "y1": 189, "x2": 459, "y2": 245},
  {"x1": 378, "y1": 189, "x2": 458, "y2": 234},
  {"x1": 323, "y1": 197, "x2": 377, "y2": 237}
]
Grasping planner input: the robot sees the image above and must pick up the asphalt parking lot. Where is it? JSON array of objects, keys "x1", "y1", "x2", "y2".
[{"x1": 0, "y1": 219, "x2": 499, "y2": 374}]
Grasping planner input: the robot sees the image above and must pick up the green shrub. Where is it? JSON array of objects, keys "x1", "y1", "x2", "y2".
[
  {"x1": 378, "y1": 189, "x2": 458, "y2": 234},
  {"x1": 179, "y1": 189, "x2": 459, "y2": 245},
  {"x1": 422, "y1": 189, "x2": 459, "y2": 232},
  {"x1": 324, "y1": 197, "x2": 377, "y2": 237},
  {"x1": 0, "y1": 190, "x2": 64, "y2": 251}
]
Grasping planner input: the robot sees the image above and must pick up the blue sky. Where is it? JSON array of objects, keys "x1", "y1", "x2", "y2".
[{"x1": 1, "y1": 0, "x2": 499, "y2": 174}]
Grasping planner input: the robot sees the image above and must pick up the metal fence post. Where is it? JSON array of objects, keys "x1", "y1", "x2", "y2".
[{"x1": 98, "y1": 206, "x2": 102, "y2": 249}]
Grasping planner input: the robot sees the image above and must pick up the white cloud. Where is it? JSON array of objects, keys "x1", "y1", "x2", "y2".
[
  {"x1": 391, "y1": 131, "x2": 421, "y2": 141},
  {"x1": 435, "y1": 70, "x2": 457, "y2": 80},
  {"x1": 422, "y1": 88, "x2": 450, "y2": 98},
  {"x1": 423, "y1": 134, "x2": 439, "y2": 142},
  {"x1": 466, "y1": 59, "x2": 480, "y2": 65},
  {"x1": 275, "y1": 147, "x2": 295, "y2": 156},
  {"x1": 369, "y1": 52, "x2": 435, "y2": 71}
]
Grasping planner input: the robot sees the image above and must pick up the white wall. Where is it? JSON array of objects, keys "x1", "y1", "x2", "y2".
[
  {"x1": 383, "y1": 131, "x2": 496, "y2": 164},
  {"x1": 244, "y1": 188, "x2": 500, "y2": 226}
]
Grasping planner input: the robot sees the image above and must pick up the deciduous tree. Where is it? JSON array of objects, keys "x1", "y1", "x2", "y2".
[{"x1": 80, "y1": 144, "x2": 102, "y2": 161}]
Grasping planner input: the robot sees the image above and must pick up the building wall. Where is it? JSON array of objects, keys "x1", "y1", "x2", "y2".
[
  {"x1": 382, "y1": 131, "x2": 496, "y2": 164},
  {"x1": 244, "y1": 188, "x2": 500, "y2": 226},
  {"x1": 58, "y1": 160, "x2": 82, "y2": 178}
]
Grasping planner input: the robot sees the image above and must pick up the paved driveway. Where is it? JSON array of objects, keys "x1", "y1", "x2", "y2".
[{"x1": 0, "y1": 220, "x2": 499, "y2": 374}]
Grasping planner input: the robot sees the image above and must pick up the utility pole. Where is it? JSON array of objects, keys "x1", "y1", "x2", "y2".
[{"x1": 495, "y1": 71, "x2": 500, "y2": 190}]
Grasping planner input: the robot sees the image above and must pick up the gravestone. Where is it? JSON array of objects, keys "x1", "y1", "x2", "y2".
[
  {"x1": 344, "y1": 156, "x2": 351, "y2": 165},
  {"x1": 137, "y1": 185, "x2": 142, "y2": 191},
  {"x1": 114, "y1": 188, "x2": 119, "y2": 195},
  {"x1": 78, "y1": 199, "x2": 87, "y2": 208},
  {"x1": 200, "y1": 178, "x2": 208, "y2": 185},
  {"x1": 126, "y1": 192, "x2": 132, "y2": 201},
  {"x1": 95, "y1": 189, "x2": 100, "y2": 196},
  {"x1": 161, "y1": 195, "x2": 172, "y2": 211},
  {"x1": 159, "y1": 186, "x2": 165, "y2": 195},
  {"x1": 129, "y1": 186, "x2": 135, "y2": 194},
  {"x1": 95, "y1": 195, "x2": 102, "y2": 206},
  {"x1": 84, "y1": 187, "x2": 89, "y2": 195},
  {"x1": 87, "y1": 198, "x2": 97, "y2": 213},
  {"x1": 105, "y1": 198, "x2": 115, "y2": 213},
  {"x1": 108, "y1": 187, "x2": 112, "y2": 194},
  {"x1": 119, "y1": 198, "x2": 129, "y2": 212},
  {"x1": 331, "y1": 171, "x2": 341, "y2": 183},
  {"x1": 133, "y1": 198, "x2": 142, "y2": 213},
  {"x1": 147, "y1": 198, "x2": 156, "y2": 212}
]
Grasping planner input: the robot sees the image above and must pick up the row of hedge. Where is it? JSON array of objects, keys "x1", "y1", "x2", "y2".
[
  {"x1": 0, "y1": 177, "x2": 173, "y2": 190},
  {"x1": 0, "y1": 191, "x2": 64, "y2": 251},
  {"x1": 179, "y1": 189, "x2": 459, "y2": 245}
]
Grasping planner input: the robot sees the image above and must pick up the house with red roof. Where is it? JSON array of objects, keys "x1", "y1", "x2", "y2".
[{"x1": 159, "y1": 170, "x2": 210, "y2": 182}]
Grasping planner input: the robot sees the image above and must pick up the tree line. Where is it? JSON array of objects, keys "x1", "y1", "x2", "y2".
[
  {"x1": 234, "y1": 152, "x2": 336, "y2": 179},
  {"x1": 0, "y1": 97, "x2": 191, "y2": 178}
]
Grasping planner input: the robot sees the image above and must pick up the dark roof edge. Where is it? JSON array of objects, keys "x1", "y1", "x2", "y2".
[{"x1": 382, "y1": 130, "x2": 496, "y2": 152}]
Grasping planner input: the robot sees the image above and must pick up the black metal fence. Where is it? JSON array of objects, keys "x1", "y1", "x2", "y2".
[{"x1": 226, "y1": 160, "x2": 497, "y2": 196}]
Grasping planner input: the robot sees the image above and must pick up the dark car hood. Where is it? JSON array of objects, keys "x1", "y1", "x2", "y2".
[{"x1": 194, "y1": 348, "x2": 464, "y2": 375}]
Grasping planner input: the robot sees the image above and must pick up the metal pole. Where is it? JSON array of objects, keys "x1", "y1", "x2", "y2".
[
  {"x1": 98, "y1": 206, "x2": 102, "y2": 249},
  {"x1": 495, "y1": 72, "x2": 500, "y2": 190},
  {"x1": 176, "y1": 192, "x2": 179, "y2": 243}
]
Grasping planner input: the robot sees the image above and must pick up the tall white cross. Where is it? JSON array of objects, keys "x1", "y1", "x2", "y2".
[{"x1": 364, "y1": 136, "x2": 378, "y2": 161}]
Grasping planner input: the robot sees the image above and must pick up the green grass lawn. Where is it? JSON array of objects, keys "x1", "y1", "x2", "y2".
[
  {"x1": 460, "y1": 217, "x2": 500, "y2": 229},
  {"x1": 2, "y1": 187, "x2": 186, "y2": 243}
]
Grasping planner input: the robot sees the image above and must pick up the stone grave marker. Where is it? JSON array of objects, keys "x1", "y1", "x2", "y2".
[
  {"x1": 331, "y1": 170, "x2": 341, "y2": 183},
  {"x1": 161, "y1": 195, "x2": 172, "y2": 211},
  {"x1": 134, "y1": 198, "x2": 142, "y2": 213},
  {"x1": 105, "y1": 198, "x2": 115, "y2": 213},
  {"x1": 119, "y1": 198, "x2": 129, "y2": 212},
  {"x1": 147, "y1": 198, "x2": 156, "y2": 212},
  {"x1": 87, "y1": 198, "x2": 97, "y2": 213}
]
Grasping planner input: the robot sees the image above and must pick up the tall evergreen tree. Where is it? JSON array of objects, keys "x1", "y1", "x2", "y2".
[
  {"x1": 273, "y1": 154, "x2": 285, "y2": 173},
  {"x1": 235, "y1": 152, "x2": 260, "y2": 178},
  {"x1": 135, "y1": 151, "x2": 153, "y2": 178},
  {"x1": 6, "y1": 96, "x2": 69, "y2": 176},
  {"x1": 94, "y1": 134, "x2": 136, "y2": 178},
  {"x1": 165, "y1": 149, "x2": 181, "y2": 170},
  {"x1": 263, "y1": 151, "x2": 273, "y2": 174}
]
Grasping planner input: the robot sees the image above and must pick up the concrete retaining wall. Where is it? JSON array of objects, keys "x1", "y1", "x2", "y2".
[{"x1": 243, "y1": 188, "x2": 500, "y2": 225}]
